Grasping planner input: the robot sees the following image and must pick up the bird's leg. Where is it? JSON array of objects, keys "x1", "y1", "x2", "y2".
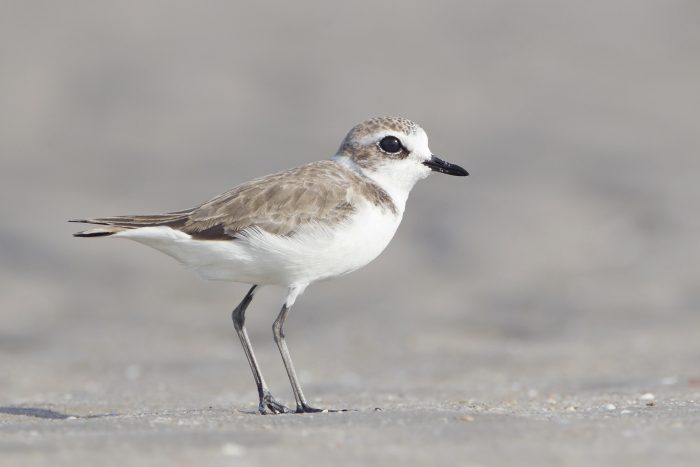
[
  {"x1": 273, "y1": 286, "x2": 348, "y2": 413},
  {"x1": 231, "y1": 285, "x2": 289, "y2": 415},
  {"x1": 272, "y1": 303, "x2": 324, "y2": 413}
]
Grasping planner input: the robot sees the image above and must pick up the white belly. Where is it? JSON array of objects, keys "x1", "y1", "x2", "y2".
[{"x1": 113, "y1": 202, "x2": 402, "y2": 287}]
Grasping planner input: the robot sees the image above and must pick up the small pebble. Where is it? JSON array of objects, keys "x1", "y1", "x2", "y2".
[
  {"x1": 603, "y1": 403, "x2": 616, "y2": 411},
  {"x1": 639, "y1": 393, "x2": 655, "y2": 402},
  {"x1": 460, "y1": 415, "x2": 474, "y2": 422}
]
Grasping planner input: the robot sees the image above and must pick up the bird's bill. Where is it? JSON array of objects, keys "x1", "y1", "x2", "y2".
[{"x1": 422, "y1": 155, "x2": 469, "y2": 176}]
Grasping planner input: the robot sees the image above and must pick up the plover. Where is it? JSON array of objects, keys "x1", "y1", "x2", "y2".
[{"x1": 71, "y1": 116, "x2": 468, "y2": 414}]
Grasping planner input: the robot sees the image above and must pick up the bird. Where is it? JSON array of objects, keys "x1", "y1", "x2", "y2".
[{"x1": 71, "y1": 116, "x2": 468, "y2": 414}]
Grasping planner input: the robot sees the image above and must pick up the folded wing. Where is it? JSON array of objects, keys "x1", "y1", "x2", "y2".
[{"x1": 71, "y1": 161, "x2": 358, "y2": 239}]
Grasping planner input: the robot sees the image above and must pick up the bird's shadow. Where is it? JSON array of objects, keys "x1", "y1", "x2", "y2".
[{"x1": 0, "y1": 406, "x2": 114, "y2": 420}]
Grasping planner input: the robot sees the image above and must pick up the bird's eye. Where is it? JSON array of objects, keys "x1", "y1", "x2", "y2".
[{"x1": 378, "y1": 136, "x2": 403, "y2": 154}]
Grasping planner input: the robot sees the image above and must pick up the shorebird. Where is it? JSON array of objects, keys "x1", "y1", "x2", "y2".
[{"x1": 71, "y1": 116, "x2": 468, "y2": 414}]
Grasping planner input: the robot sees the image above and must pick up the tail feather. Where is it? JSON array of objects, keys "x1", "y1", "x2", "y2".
[{"x1": 70, "y1": 212, "x2": 191, "y2": 238}]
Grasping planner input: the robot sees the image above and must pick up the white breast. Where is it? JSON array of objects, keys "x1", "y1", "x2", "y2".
[{"x1": 113, "y1": 200, "x2": 402, "y2": 287}]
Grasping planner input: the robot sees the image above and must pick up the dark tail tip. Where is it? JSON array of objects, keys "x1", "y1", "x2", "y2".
[{"x1": 73, "y1": 231, "x2": 115, "y2": 238}]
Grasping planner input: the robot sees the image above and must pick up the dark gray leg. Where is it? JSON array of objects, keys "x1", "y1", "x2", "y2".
[
  {"x1": 273, "y1": 303, "x2": 330, "y2": 413},
  {"x1": 232, "y1": 285, "x2": 289, "y2": 414}
]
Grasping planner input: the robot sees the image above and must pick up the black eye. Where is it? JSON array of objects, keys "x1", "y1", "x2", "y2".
[{"x1": 378, "y1": 136, "x2": 403, "y2": 154}]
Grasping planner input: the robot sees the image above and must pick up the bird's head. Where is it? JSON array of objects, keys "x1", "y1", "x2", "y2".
[{"x1": 334, "y1": 117, "x2": 467, "y2": 202}]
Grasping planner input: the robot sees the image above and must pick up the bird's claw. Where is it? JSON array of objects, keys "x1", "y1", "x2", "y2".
[{"x1": 258, "y1": 393, "x2": 290, "y2": 415}]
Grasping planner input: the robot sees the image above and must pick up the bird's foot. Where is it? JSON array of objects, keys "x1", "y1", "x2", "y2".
[
  {"x1": 295, "y1": 403, "x2": 352, "y2": 414},
  {"x1": 258, "y1": 392, "x2": 291, "y2": 415}
]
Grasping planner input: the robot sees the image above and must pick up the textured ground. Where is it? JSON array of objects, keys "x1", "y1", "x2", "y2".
[{"x1": 2, "y1": 1, "x2": 700, "y2": 466}]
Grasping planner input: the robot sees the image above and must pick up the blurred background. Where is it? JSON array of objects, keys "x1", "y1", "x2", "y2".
[{"x1": 1, "y1": 0, "x2": 699, "y2": 428}]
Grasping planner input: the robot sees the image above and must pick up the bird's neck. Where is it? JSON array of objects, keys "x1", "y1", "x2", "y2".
[{"x1": 332, "y1": 155, "x2": 417, "y2": 213}]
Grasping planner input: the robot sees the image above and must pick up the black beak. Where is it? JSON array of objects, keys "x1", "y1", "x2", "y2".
[{"x1": 422, "y1": 155, "x2": 469, "y2": 176}]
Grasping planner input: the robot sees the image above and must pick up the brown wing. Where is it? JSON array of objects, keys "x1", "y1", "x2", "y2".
[
  {"x1": 72, "y1": 161, "x2": 359, "y2": 239},
  {"x1": 179, "y1": 161, "x2": 358, "y2": 238}
]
